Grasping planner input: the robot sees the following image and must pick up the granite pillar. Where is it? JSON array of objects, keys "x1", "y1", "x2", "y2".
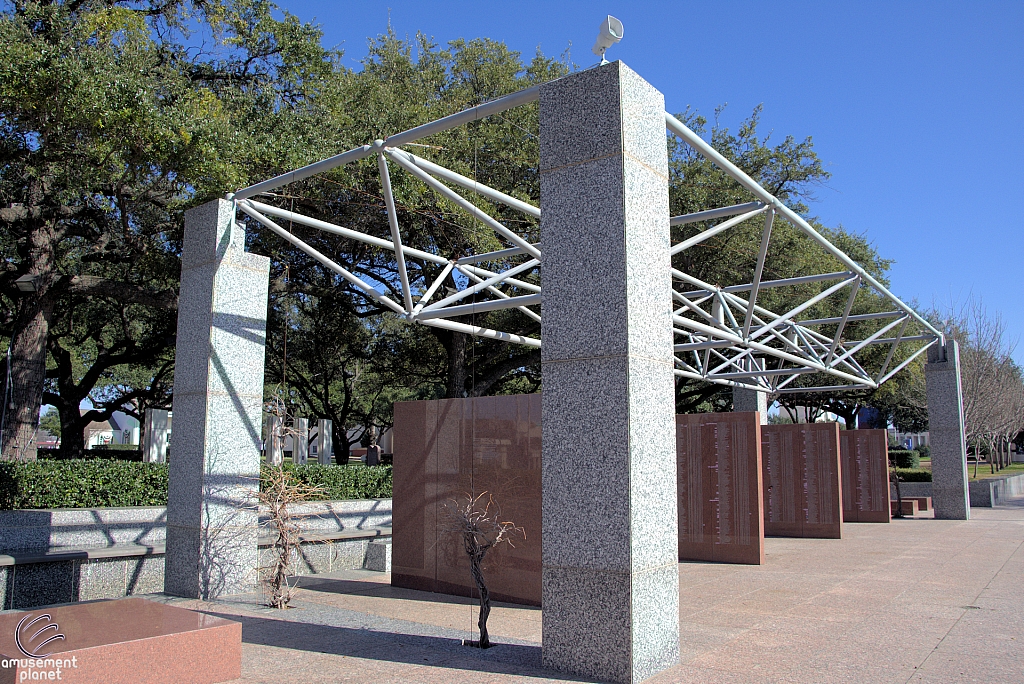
[
  {"x1": 539, "y1": 61, "x2": 679, "y2": 683},
  {"x1": 265, "y1": 415, "x2": 283, "y2": 465},
  {"x1": 316, "y1": 419, "x2": 333, "y2": 465},
  {"x1": 164, "y1": 199, "x2": 269, "y2": 599},
  {"x1": 733, "y1": 386, "x2": 767, "y2": 425},
  {"x1": 143, "y1": 409, "x2": 169, "y2": 463},
  {"x1": 293, "y1": 418, "x2": 309, "y2": 465},
  {"x1": 925, "y1": 340, "x2": 970, "y2": 519}
]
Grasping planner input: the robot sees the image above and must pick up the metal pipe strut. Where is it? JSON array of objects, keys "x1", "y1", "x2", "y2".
[
  {"x1": 670, "y1": 205, "x2": 771, "y2": 255},
  {"x1": 231, "y1": 84, "x2": 540, "y2": 201},
  {"x1": 389, "y1": 148, "x2": 540, "y2": 218},
  {"x1": 237, "y1": 203, "x2": 405, "y2": 316},
  {"x1": 665, "y1": 111, "x2": 943, "y2": 341},
  {"x1": 670, "y1": 202, "x2": 765, "y2": 226},
  {"x1": 414, "y1": 293, "x2": 542, "y2": 321}
]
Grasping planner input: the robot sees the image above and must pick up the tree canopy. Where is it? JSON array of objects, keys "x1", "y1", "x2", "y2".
[{"x1": 0, "y1": 0, "x2": 949, "y2": 460}]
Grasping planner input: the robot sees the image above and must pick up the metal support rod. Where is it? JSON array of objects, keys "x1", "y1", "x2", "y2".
[
  {"x1": 681, "y1": 271, "x2": 853, "y2": 297},
  {"x1": 798, "y1": 310, "x2": 903, "y2": 326},
  {"x1": 418, "y1": 316, "x2": 541, "y2": 348},
  {"x1": 385, "y1": 86, "x2": 540, "y2": 148},
  {"x1": 414, "y1": 293, "x2": 542, "y2": 321},
  {"x1": 672, "y1": 314, "x2": 876, "y2": 387},
  {"x1": 876, "y1": 338, "x2": 937, "y2": 385},
  {"x1": 455, "y1": 264, "x2": 542, "y2": 323},
  {"x1": 743, "y1": 209, "x2": 775, "y2": 338},
  {"x1": 385, "y1": 148, "x2": 542, "y2": 258},
  {"x1": 670, "y1": 201, "x2": 765, "y2": 226},
  {"x1": 377, "y1": 153, "x2": 414, "y2": 312},
  {"x1": 389, "y1": 148, "x2": 540, "y2": 218},
  {"x1": 456, "y1": 245, "x2": 533, "y2": 264},
  {"x1": 421, "y1": 258, "x2": 540, "y2": 312},
  {"x1": 238, "y1": 203, "x2": 406, "y2": 315},
  {"x1": 412, "y1": 262, "x2": 455, "y2": 315},
  {"x1": 775, "y1": 384, "x2": 872, "y2": 394},
  {"x1": 243, "y1": 200, "x2": 449, "y2": 266},
  {"x1": 876, "y1": 317, "x2": 909, "y2": 382},
  {"x1": 231, "y1": 85, "x2": 541, "y2": 201},
  {"x1": 665, "y1": 112, "x2": 943, "y2": 340},
  {"x1": 829, "y1": 315, "x2": 909, "y2": 366},
  {"x1": 826, "y1": 278, "x2": 861, "y2": 364},
  {"x1": 670, "y1": 205, "x2": 770, "y2": 255},
  {"x1": 458, "y1": 263, "x2": 541, "y2": 293},
  {"x1": 748, "y1": 277, "x2": 858, "y2": 343},
  {"x1": 231, "y1": 145, "x2": 374, "y2": 201}
]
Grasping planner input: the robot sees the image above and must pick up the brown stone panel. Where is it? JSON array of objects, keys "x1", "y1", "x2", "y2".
[
  {"x1": 392, "y1": 395, "x2": 542, "y2": 606},
  {"x1": 839, "y1": 429, "x2": 891, "y2": 523},
  {"x1": 391, "y1": 399, "x2": 437, "y2": 593},
  {"x1": 676, "y1": 412, "x2": 764, "y2": 565},
  {"x1": 761, "y1": 423, "x2": 843, "y2": 539}
]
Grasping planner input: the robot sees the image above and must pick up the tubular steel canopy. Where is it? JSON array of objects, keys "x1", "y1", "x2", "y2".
[{"x1": 230, "y1": 76, "x2": 941, "y2": 395}]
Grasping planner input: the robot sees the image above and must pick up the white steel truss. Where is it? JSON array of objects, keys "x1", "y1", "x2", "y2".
[{"x1": 229, "y1": 80, "x2": 942, "y2": 394}]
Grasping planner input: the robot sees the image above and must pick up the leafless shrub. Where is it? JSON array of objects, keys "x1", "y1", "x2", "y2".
[
  {"x1": 255, "y1": 466, "x2": 325, "y2": 608},
  {"x1": 441, "y1": 492, "x2": 525, "y2": 649}
]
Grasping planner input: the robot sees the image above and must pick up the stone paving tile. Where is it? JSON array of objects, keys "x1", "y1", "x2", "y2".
[{"x1": 180, "y1": 498, "x2": 1024, "y2": 684}]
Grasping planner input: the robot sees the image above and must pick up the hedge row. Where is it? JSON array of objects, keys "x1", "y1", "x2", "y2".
[
  {"x1": 888, "y1": 449, "x2": 921, "y2": 469},
  {"x1": 892, "y1": 468, "x2": 932, "y2": 482},
  {"x1": 0, "y1": 460, "x2": 392, "y2": 510},
  {"x1": 262, "y1": 462, "x2": 393, "y2": 501}
]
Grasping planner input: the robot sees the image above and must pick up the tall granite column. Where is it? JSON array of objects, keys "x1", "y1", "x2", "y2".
[
  {"x1": 733, "y1": 386, "x2": 768, "y2": 425},
  {"x1": 925, "y1": 340, "x2": 970, "y2": 519},
  {"x1": 540, "y1": 61, "x2": 680, "y2": 683},
  {"x1": 165, "y1": 199, "x2": 270, "y2": 599},
  {"x1": 293, "y1": 418, "x2": 309, "y2": 465}
]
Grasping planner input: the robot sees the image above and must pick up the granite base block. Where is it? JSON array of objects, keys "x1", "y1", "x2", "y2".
[
  {"x1": 76, "y1": 558, "x2": 129, "y2": 602},
  {"x1": 364, "y1": 540, "x2": 392, "y2": 572},
  {"x1": 542, "y1": 566, "x2": 632, "y2": 683},
  {"x1": 10, "y1": 561, "x2": 76, "y2": 609}
]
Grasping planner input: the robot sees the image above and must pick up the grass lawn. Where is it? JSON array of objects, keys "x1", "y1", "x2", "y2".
[{"x1": 967, "y1": 462, "x2": 1024, "y2": 481}]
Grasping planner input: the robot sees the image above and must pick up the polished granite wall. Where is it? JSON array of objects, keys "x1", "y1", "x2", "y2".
[
  {"x1": 392, "y1": 394, "x2": 542, "y2": 606},
  {"x1": 676, "y1": 412, "x2": 764, "y2": 565},
  {"x1": 761, "y1": 423, "x2": 843, "y2": 539},
  {"x1": 839, "y1": 429, "x2": 891, "y2": 523}
]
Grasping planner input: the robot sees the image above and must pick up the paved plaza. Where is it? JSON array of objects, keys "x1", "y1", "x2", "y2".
[{"x1": 158, "y1": 499, "x2": 1024, "y2": 684}]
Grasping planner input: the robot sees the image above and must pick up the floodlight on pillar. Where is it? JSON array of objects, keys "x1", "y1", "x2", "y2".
[{"x1": 591, "y1": 15, "x2": 623, "y2": 64}]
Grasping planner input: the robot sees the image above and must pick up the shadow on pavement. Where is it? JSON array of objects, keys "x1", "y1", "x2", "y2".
[{"x1": 201, "y1": 610, "x2": 594, "y2": 682}]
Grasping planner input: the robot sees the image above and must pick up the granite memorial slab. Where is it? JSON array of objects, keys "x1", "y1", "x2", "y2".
[
  {"x1": 676, "y1": 412, "x2": 764, "y2": 564},
  {"x1": 839, "y1": 429, "x2": 891, "y2": 523},
  {"x1": 761, "y1": 423, "x2": 843, "y2": 539},
  {"x1": 392, "y1": 394, "x2": 542, "y2": 606}
]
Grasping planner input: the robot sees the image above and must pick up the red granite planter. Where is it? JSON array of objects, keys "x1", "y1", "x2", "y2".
[{"x1": 0, "y1": 597, "x2": 240, "y2": 684}]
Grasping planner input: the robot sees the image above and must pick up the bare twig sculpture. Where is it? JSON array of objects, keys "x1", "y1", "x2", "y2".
[
  {"x1": 442, "y1": 492, "x2": 525, "y2": 648},
  {"x1": 255, "y1": 466, "x2": 324, "y2": 608}
]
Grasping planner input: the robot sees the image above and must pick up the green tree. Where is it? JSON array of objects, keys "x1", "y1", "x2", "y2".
[{"x1": 0, "y1": 0, "x2": 335, "y2": 459}]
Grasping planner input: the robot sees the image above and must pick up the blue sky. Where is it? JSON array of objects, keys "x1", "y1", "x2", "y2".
[{"x1": 283, "y1": 0, "x2": 1023, "y2": 359}]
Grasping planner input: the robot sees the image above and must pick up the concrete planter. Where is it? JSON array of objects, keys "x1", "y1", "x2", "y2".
[{"x1": 0, "y1": 499, "x2": 392, "y2": 553}]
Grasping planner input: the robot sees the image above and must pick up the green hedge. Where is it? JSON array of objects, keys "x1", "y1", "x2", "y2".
[
  {"x1": 889, "y1": 449, "x2": 920, "y2": 469},
  {"x1": 892, "y1": 468, "x2": 931, "y2": 482},
  {"x1": 260, "y1": 463, "x2": 393, "y2": 501},
  {"x1": 0, "y1": 460, "x2": 392, "y2": 510},
  {"x1": 0, "y1": 460, "x2": 169, "y2": 509}
]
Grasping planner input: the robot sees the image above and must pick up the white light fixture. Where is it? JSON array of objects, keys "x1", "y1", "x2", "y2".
[{"x1": 592, "y1": 15, "x2": 624, "y2": 64}]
